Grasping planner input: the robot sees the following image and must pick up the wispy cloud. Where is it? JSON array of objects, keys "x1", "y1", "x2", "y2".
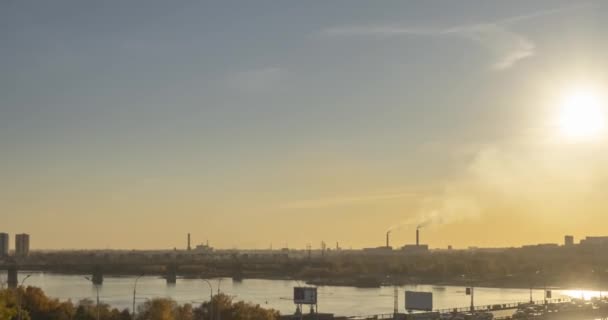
[
  {"x1": 321, "y1": 5, "x2": 586, "y2": 70},
  {"x1": 279, "y1": 191, "x2": 420, "y2": 210},
  {"x1": 226, "y1": 67, "x2": 284, "y2": 93},
  {"x1": 323, "y1": 26, "x2": 436, "y2": 37},
  {"x1": 443, "y1": 23, "x2": 535, "y2": 70}
]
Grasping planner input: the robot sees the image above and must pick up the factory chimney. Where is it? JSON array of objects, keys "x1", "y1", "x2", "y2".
[
  {"x1": 187, "y1": 233, "x2": 191, "y2": 251},
  {"x1": 386, "y1": 231, "x2": 391, "y2": 248},
  {"x1": 416, "y1": 227, "x2": 419, "y2": 246}
]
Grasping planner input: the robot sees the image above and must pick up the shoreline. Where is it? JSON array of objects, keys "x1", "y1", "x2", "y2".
[{"x1": 14, "y1": 269, "x2": 592, "y2": 292}]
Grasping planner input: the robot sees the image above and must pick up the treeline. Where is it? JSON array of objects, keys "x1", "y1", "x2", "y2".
[
  {"x1": 0, "y1": 286, "x2": 279, "y2": 320},
  {"x1": 287, "y1": 247, "x2": 608, "y2": 289}
]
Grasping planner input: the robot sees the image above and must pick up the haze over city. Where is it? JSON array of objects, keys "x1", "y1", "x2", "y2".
[{"x1": 2, "y1": 0, "x2": 608, "y2": 250}]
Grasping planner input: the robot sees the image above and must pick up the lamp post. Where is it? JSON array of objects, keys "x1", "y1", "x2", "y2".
[
  {"x1": 529, "y1": 270, "x2": 540, "y2": 303},
  {"x1": 216, "y1": 279, "x2": 223, "y2": 320},
  {"x1": 133, "y1": 273, "x2": 145, "y2": 318},
  {"x1": 461, "y1": 274, "x2": 474, "y2": 313},
  {"x1": 601, "y1": 270, "x2": 606, "y2": 300},
  {"x1": 85, "y1": 277, "x2": 100, "y2": 320},
  {"x1": 17, "y1": 274, "x2": 31, "y2": 320},
  {"x1": 592, "y1": 269, "x2": 607, "y2": 300},
  {"x1": 201, "y1": 278, "x2": 214, "y2": 320}
]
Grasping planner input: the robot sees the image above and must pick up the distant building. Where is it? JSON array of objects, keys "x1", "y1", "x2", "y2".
[
  {"x1": 15, "y1": 234, "x2": 30, "y2": 257},
  {"x1": 402, "y1": 244, "x2": 429, "y2": 254},
  {"x1": 0, "y1": 233, "x2": 8, "y2": 257},
  {"x1": 564, "y1": 235, "x2": 574, "y2": 247},
  {"x1": 522, "y1": 243, "x2": 559, "y2": 250},
  {"x1": 194, "y1": 241, "x2": 214, "y2": 253},
  {"x1": 580, "y1": 236, "x2": 608, "y2": 247},
  {"x1": 362, "y1": 246, "x2": 393, "y2": 255}
]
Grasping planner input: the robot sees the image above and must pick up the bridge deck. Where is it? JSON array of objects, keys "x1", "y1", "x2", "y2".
[{"x1": 350, "y1": 298, "x2": 570, "y2": 320}]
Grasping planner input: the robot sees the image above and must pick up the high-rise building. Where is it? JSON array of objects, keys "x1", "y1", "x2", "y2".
[
  {"x1": 15, "y1": 234, "x2": 30, "y2": 257},
  {"x1": 564, "y1": 235, "x2": 574, "y2": 247},
  {"x1": 0, "y1": 233, "x2": 9, "y2": 257}
]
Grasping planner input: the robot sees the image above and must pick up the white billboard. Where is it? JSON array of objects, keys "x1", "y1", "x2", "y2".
[
  {"x1": 294, "y1": 287, "x2": 317, "y2": 305},
  {"x1": 405, "y1": 291, "x2": 433, "y2": 311}
]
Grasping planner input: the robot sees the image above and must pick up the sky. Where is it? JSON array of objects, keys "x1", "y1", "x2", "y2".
[{"x1": 2, "y1": 1, "x2": 608, "y2": 250}]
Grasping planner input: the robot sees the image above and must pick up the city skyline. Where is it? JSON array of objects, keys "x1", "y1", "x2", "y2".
[
  {"x1": 2, "y1": 1, "x2": 608, "y2": 249},
  {"x1": 0, "y1": 231, "x2": 601, "y2": 251}
]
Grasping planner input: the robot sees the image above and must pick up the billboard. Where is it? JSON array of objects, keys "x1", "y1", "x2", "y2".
[
  {"x1": 405, "y1": 291, "x2": 433, "y2": 311},
  {"x1": 294, "y1": 287, "x2": 317, "y2": 305}
]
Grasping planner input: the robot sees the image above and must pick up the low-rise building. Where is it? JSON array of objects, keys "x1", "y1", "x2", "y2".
[{"x1": 580, "y1": 236, "x2": 608, "y2": 246}]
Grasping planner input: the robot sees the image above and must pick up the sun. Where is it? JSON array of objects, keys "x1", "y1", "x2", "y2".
[{"x1": 558, "y1": 89, "x2": 606, "y2": 140}]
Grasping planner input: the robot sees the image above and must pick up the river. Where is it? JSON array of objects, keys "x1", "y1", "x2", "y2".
[{"x1": 0, "y1": 272, "x2": 599, "y2": 317}]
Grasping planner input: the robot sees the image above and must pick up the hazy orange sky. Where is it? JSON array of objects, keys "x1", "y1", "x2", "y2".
[{"x1": 2, "y1": 1, "x2": 608, "y2": 249}]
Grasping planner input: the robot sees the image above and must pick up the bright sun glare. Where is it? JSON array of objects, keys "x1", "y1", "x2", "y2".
[{"x1": 558, "y1": 89, "x2": 606, "y2": 140}]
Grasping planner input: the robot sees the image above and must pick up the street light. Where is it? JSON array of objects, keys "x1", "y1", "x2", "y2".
[
  {"x1": 529, "y1": 270, "x2": 540, "y2": 303},
  {"x1": 201, "y1": 278, "x2": 214, "y2": 320},
  {"x1": 461, "y1": 274, "x2": 475, "y2": 313},
  {"x1": 85, "y1": 277, "x2": 100, "y2": 320},
  {"x1": 133, "y1": 273, "x2": 145, "y2": 318},
  {"x1": 216, "y1": 279, "x2": 223, "y2": 320},
  {"x1": 17, "y1": 274, "x2": 32, "y2": 320},
  {"x1": 592, "y1": 269, "x2": 607, "y2": 300}
]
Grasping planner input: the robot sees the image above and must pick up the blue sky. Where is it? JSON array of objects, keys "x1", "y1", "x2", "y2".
[{"x1": 2, "y1": 1, "x2": 608, "y2": 249}]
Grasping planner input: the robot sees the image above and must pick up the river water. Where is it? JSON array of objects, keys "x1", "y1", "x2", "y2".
[{"x1": 0, "y1": 272, "x2": 599, "y2": 316}]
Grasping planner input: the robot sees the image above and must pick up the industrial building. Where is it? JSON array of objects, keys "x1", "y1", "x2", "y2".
[
  {"x1": 15, "y1": 233, "x2": 30, "y2": 257},
  {"x1": 362, "y1": 246, "x2": 393, "y2": 254},
  {"x1": 0, "y1": 233, "x2": 8, "y2": 257},
  {"x1": 364, "y1": 227, "x2": 430, "y2": 254},
  {"x1": 362, "y1": 231, "x2": 393, "y2": 254},
  {"x1": 194, "y1": 241, "x2": 214, "y2": 253},
  {"x1": 401, "y1": 227, "x2": 429, "y2": 254}
]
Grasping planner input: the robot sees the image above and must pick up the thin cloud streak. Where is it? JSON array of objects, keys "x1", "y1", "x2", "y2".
[
  {"x1": 443, "y1": 23, "x2": 535, "y2": 70},
  {"x1": 496, "y1": 3, "x2": 593, "y2": 25},
  {"x1": 226, "y1": 67, "x2": 284, "y2": 93},
  {"x1": 323, "y1": 26, "x2": 436, "y2": 37},
  {"x1": 279, "y1": 191, "x2": 421, "y2": 210},
  {"x1": 321, "y1": 5, "x2": 587, "y2": 70}
]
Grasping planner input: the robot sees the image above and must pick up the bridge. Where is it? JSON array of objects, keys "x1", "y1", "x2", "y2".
[
  {"x1": 348, "y1": 298, "x2": 572, "y2": 320},
  {"x1": 0, "y1": 262, "x2": 184, "y2": 287}
]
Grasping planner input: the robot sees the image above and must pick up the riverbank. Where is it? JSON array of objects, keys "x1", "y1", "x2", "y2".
[
  {"x1": 18, "y1": 268, "x2": 592, "y2": 293},
  {"x1": 2, "y1": 272, "x2": 582, "y2": 317}
]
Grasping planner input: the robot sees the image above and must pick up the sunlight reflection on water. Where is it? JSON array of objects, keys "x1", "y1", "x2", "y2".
[{"x1": 2, "y1": 271, "x2": 607, "y2": 317}]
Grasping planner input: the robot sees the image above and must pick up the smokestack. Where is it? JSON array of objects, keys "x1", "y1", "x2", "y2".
[
  {"x1": 187, "y1": 233, "x2": 191, "y2": 251},
  {"x1": 386, "y1": 231, "x2": 391, "y2": 248},
  {"x1": 416, "y1": 228, "x2": 419, "y2": 246}
]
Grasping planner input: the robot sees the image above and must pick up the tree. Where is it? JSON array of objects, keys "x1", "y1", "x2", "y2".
[
  {"x1": 1, "y1": 287, "x2": 277, "y2": 320},
  {"x1": 136, "y1": 298, "x2": 179, "y2": 320},
  {"x1": 193, "y1": 294, "x2": 278, "y2": 320},
  {"x1": 0, "y1": 289, "x2": 18, "y2": 319},
  {"x1": 0, "y1": 290, "x2": 18, "y2": 320}
]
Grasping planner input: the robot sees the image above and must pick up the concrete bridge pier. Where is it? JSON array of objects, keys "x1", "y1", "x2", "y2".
[
  {"x1": 92, "y1": 266, "x2": 104, "y2": 285},
  {"x1": 7, "y1": 265, "x2": 18, "y2": 288},
  {"x1": 165, "y1": 264, "x2": 178, "y2": 285}
]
